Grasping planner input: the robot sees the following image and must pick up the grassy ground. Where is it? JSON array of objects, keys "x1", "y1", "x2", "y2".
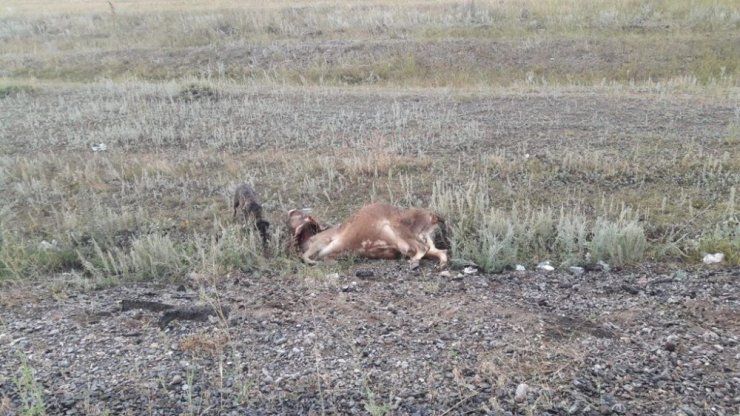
[{"x1": 0, "y1": 0, "x2": 738, "y2": 283}]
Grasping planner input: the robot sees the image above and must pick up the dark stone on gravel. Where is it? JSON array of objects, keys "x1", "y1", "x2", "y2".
[
  {"x1": 621, "y1": 284, "x2": 641, "y2": 295},
  {"x1": 120, "y1": 299, "x2": 174, "y2": 312},
  {"x1": 355, "y1": 270, "x2": 375, "y2": 278},
  {"x1": 158, "y1": 304, "x2": 230, "y2": 328}
]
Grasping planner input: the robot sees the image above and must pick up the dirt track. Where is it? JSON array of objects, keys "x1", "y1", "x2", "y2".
[{"x1": 1, "y1": 264, "x2": 737, "y2": 415}]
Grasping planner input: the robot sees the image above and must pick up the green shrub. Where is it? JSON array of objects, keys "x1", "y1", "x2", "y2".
[{"x1": 0, "y1": 84, "x2": 37, "y2": 99}]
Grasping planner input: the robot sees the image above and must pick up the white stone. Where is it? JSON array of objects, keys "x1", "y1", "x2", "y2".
[
  {"x1": 515, "y1": 383, "x2": 529, "y2": 402},
  {"x1": 702, "y1": 253, "x2": 724, "y2": 264}
]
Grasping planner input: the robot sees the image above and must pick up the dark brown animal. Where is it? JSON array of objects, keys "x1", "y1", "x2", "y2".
[
  {"x1": 287, "y1": 203, "x2": 448, "y2": 269},
  {"x1": 233, "y1": 184, "x2": 270, "y2": 248}
]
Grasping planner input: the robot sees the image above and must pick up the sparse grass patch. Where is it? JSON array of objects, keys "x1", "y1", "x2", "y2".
[
  {"x1": 177, "y1": 82, "x2": 221, "y2": 102},
  {"x1": 15, "y1": 353, "x2": 46, "y2": 416},
  {"x1": 432, "y1": 180, "x2": 650, "y2": 271},
  {"x1": 193, "y1": 223, "x2": 272, "y2": 277},
  {"x1": 724, "y1": 123, "x2": 740, "y2": 146},
  {"x1": 0, "y1": 84, "x2": 37, "y2": 98},
  {"x1": 77, "y1": 234, "x2": 189, "y2": 282},
  {"x1": 694, "y1": 215, "x2": 740, "y2": 266}
]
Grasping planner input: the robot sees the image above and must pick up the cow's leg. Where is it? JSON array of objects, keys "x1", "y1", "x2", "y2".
[
  {"x1": 316, "y1": 238, "x2": 343, "y2": 259},
  {"x1": 301, "y1": 252, "x2": 318, "y2": 265},
  {"x1": 420, "y1": 234, "x2": 448, "y2": 268},
  {"x1": 424, "y1": 246, "x2": 448, "y2": 268},
  {"x1": 379, "y1": 224, "x2": 424, "y2": 269},
  {"x1": 408, "y1": 244, "x2": 430, "y2": 270},
  {"x1": 301, "y1": 241, "x2": 323, "y2": 265},
  {"x1": 301, "y1": 237, "x2": 342, "y2": 265}
]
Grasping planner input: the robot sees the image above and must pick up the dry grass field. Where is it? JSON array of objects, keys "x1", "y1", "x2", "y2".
[{"x1": 0, "y1": 1, "x2": 738, "y2": 415}]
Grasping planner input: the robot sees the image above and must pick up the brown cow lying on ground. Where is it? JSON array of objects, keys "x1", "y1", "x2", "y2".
[{"x1": 287, "y1": 203, "x2": 449, "y2": 269}]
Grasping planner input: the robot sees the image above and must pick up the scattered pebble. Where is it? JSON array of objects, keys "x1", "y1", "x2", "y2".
[
  {"x1": 702, "y1": 253, "x2": 724, "y2": 264},
  {"x1": 537, "y1": 261, "x2": 554, "y2": 272},
  {"x1": 515, "y1": 383, "x2": 529, "y2": 402},
  {"x1": 463, "y1": 266, "x2": 478, "y2": 275}
]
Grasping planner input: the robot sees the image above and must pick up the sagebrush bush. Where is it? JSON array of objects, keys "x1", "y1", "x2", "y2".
[
  {"x1": 78, "y1": 234, "x2": 188, "y2": 282},
  {"x1": 193, "y1": 222, "x2": 271, "y2": 276},
  {"x1": 589, "y1": 216, "x2": 647, "y2": 267},
  {"x1": 432, "y1": 180, "x2": 649, "y2": 271}
]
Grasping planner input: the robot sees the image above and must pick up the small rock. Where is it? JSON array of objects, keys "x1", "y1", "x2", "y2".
[
  {"x1": 463, "y1": 266, "x2": 478, "y2": 275},
  {"x1": 672, "y1": 270, "x2": 688, "y2": 280},
  {"x1": 537, "y1": 261, "x2": 554, "y2": 272},
  {"x1": 515, "y1": 264, "x2": 526, "y2": 271},
  {"x1": 355, "y1": 270, "x2": 374, "y2": 278},
  {"x1": 702, "y1": 253, "x2": 724, "y2": 264},
  {"x1": 664, "y1": 335, "x2": 679, "y2": 352},
  {"x1": 37, "y1": 240, "x2": 58, "y2": 251},
  {"x1": 568, "y1": 266, "x2": 584, "y2": 276},
  {"x1": 326, "y1": 273, "x2": 340, "y2": 280},
  {"x1": 91, "y1": 143, "x2": 107, "y2": 152},
  {"x1": 515, "y1": 383, "x2": 529, "y2": 402},
  {"x1": 170, "y1": 375, "x2": 183, "y2": 386},
  {"x1": 439, "y1": 270, "x2": 451, "y2": 278},
  {"x1": 621, "y1": 284, "x2": 640, "y2": 295},
  {"x1": 597, "y1": 260, "x2": 610, "y2": 272},
  {"x1": 611, "y1": 402, "x2": 626, "y2": 414},
  {"x1": 702, "y1": 331, "x2": 719, "y2": 342}
]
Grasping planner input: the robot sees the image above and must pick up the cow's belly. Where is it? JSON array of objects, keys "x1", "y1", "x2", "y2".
[{"x1": 358, "y1": 240, "x2": 402, "y2": 259}]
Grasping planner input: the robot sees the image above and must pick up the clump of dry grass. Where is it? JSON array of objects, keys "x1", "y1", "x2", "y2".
[{"x1": 431, "y1": 180, "x2": 648, "y2": 271}]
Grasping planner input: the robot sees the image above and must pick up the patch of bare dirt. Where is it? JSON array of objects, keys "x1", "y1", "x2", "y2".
[{"x1": 1, "y1": 265, "x2": 737, "y2": 415}]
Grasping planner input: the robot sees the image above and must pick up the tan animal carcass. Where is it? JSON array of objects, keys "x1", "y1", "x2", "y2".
[{"x1": 287, "y1": 203, "x2": 449, "y2": 269}]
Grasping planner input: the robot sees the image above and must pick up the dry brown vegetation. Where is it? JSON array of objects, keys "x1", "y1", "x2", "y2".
[{"x1": 1, "y1": 0, "x2": 738, "y2": 282}]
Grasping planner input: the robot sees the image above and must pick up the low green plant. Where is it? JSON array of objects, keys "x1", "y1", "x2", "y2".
[
  {"x1": 589, "y1": 214, "x2": 647, "y2": 267},
  {"x1": 15, "y1": 353, "x2": 46, "y2": 416},
  {"x1": 77, "y1": 234, "x2": 189, "y2": 282},
  {"x1": 432, "y1": 180, "x2": 649, "y2": 271},
  {"x1": 193, "y1": 222, "x2": 271, "y2": 276},
  {"x1": 177, "y1": 83, "x2": 220, "y2": 102},
  {"x1": 0, "y1": 84, "x2": 37, "y2": 99},
  {"x1": 695, "y1": 219, "x2": 739, "y2": 265},
  {"x1": 363, "y1": 384, "x2": 391, "y2": 416}
]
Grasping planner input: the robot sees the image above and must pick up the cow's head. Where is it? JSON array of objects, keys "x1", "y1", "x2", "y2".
[{"x1": 287, "y1": 209, "x2": 323, "y2": 252}]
